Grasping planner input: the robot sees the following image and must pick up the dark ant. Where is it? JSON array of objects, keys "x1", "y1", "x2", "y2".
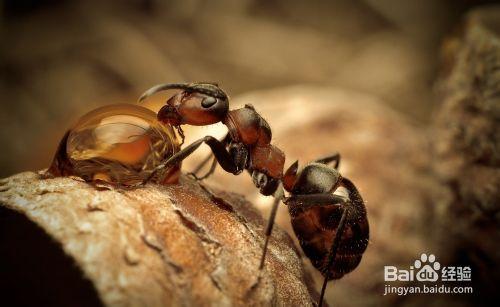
[
  {"x1": 283, "y1": 158, "x2": 369, "y2": 306},
  {"x1": 139, "y1": 82, "x2": 369, "y2": 307}
]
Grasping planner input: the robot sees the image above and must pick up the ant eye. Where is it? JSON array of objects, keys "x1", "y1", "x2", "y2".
[{"x1": 201, "y1": 97, "x2": 217, "y2": 108}]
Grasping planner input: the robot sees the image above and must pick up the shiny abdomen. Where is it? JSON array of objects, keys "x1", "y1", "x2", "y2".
[{"x1": 288, "y1": 179, "x2": 369, "y2": 280}]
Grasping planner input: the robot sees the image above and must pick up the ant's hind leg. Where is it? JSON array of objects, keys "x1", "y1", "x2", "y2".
[
  {"x1": 259, "y1": 183, "x2": 284, "y2": 270},
  {"x1": 314, "y1": 152, "x2": 341, "y2": 169},
  {"x1": 286, "y1": 193, "x2": 346, "y2": 211},
  {"x1": 318, "y1": 207, "x2": 347, "y2": 307},
  {"x1": 284, "y1": 192, "x2": 347, "y2": 307}
]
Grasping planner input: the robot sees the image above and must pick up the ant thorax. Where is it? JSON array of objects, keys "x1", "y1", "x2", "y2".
[
  {"x1": 292, "y1": 163, "x2": 342, "y2": 194},
  {"x1": 223, "y1": 105, "x2": 272, "y2": 146}
]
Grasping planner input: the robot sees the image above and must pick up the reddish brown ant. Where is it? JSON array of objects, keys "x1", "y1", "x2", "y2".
[{"x1": 139, "y1": 82, "x2": 369, "y2": 306}]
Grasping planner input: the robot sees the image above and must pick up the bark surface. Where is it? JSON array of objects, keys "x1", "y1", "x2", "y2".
[{"x1": 0, "y1": 172, "x2": 317, "y2": 306}]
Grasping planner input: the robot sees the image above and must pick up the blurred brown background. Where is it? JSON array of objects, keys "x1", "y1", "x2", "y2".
[
  {"x1": 1, "y1": 1, "x2": 498, "y2": 306},
  {"x1": 0, "y1": 0, "x2": 494, "y2": 177}
]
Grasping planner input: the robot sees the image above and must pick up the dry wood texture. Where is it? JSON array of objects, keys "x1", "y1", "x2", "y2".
[{"x1": 0, "y1": 173, "x2": 318, "y2": 306}]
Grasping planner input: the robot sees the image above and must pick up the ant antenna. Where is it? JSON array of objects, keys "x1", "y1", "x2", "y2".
[{"x1": 138, "y1": 82, "x2": 228, "y2": 102}]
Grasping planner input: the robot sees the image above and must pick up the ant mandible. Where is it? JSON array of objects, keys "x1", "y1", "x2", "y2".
[{"x1": 139, "y1": 82, "x2": 369, "y2": 307}]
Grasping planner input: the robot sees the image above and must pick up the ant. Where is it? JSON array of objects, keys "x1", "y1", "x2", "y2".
[{"x1": 139, "y1": 82, "x2": 369, "y2": 306}]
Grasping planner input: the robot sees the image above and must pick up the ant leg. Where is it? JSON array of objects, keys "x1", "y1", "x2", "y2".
[
  {"x1": 143, "y1": 136, "x2": 239, "y2": 184},
  {"x1": 191, "y1": 153, "x2": 214, "y2": 175},
  {"x1": 319, "y1": 207, "x2": 347, "y2": 307},
  {"x1": 259, "y1": 182, "x2": 284, "y2": 269},
  {"x1": 314, "y1": 153, "x2": 341, "y2": 169},
  {"x1": 288, "y1": 178, "x2": 365, "y2": 307},
  {"x1": 286, "y1": 193, "x2": 346, "y2": 211},
  {"x1": 286, "y1": 193, "x2": 348, "y2": 307},
  {"x1": 189, "y1": 156, "x2": 217, "y2": 181},
  {"x1": 189, "y1": 134, "x2": 230, "y2": 180}
]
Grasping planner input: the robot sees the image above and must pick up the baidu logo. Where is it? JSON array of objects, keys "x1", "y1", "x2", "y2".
[
  {"x1": 384, "y1": 253, "x2": 471, "y2": 282},
  {"x1": 383, "y1": 253, "x2": 473, "y2": 296},
  {"x1": 414, "y1": 253, "x2": 440, "y2": 282}
]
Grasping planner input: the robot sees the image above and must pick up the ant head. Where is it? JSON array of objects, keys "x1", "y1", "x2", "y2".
[{"x1": 139, "y1": 82, "x2": 229, "y2": 126}]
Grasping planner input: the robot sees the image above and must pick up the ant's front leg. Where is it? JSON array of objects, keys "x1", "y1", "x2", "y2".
[
  {"x1": 143, "y1": 136, "x2": 244, "y2": 184},
  {"x1": 189, "y1": 141, "x2": 248, "y2": 181}
]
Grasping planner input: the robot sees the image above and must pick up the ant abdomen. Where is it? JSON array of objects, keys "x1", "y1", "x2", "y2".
[{"x1": 287, "y1": 177, "x2": 369, "y2": 280}]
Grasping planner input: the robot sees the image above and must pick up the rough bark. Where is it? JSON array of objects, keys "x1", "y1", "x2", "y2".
[
  {"x1": 433, "y1": 5, "x2": 500, "y2": 301},
  {"x1": 0, "y1": 172, "x2": 317, "y2": 306}
]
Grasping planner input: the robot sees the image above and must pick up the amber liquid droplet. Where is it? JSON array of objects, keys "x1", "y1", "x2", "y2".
[{"x1": 66, "y1": 104, "x2": 179, "y2": 185}]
